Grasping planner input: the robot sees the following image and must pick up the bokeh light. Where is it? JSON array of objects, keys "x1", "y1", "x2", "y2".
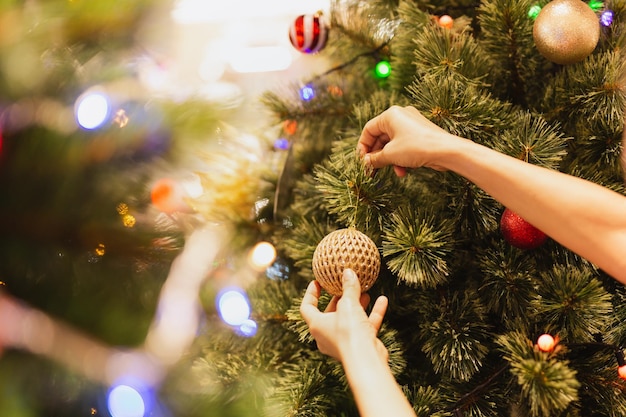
[
  {"x1": 238, "y1": 319, "x2": 258, "y2": 337},
  {"x1": 217, "y1": 288, "x2": 251, "y2": 326},
  {"x1": 374, "y1": 60, "x2": 391, "y2": 79},
  {"x1": 283, "y1": 119, "x2": 297, "y2": 135},
  {"x1": 75, "y1": 91, "x2": 110, "y2": 130},
  {"x1": 601, "y1": 10, "x2": 614, "y2": 27},
  {"x1": 248, "y1": 241, "x2": 277, "y2": 270},
  {"x1": 588, "y1": 0, "x2": 604, "y2": 12},
  {"x1": 528, "y1": 5, "x2": 541, "y2": 19},
  {"x1": 299, "y1": 85, "x2": 315, "y2": 101},
  {"x1": 150, "y1": 178, "x2": 189, "y2": 213},
  {"x1": 274, "y1": 137, "x2": 289, "y2": 150},
  {"x1": 107, "y1": 384, "x2": 145, "y2": 417}
]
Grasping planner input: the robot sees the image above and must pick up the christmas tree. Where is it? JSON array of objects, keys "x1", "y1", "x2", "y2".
[{"x1": 169, "y1": 0, "x2": 626, "y2": 416}]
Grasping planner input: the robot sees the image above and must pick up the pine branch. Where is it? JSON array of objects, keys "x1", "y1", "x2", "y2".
[
  {"x1": 497, "y1": 331, "x2": 580, "y2": 417},
  {"x1": 534, "y1": 264, "x2": 613, "y2": 341},
  {"x1": 477, "y1": 239, "x2": 539, "y2": 323},
  {"x1": 406, "y1": 75, "x2": 514, "y2": 143},
  {"x1": 477, "y1": 0, "x2": 545, "y2": 106},
  {"x1": 314, "y1": 144, "x2": 403, "y2": 238},
  {"x1": 420, "y1": 291, "x2": 492, "y2": 381},
  {"x1": 382, "y1": 204, "x2": 456, "y2": 288}
]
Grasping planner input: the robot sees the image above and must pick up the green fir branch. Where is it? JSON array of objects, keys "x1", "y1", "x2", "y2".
[
  {"x1": 497, "y1": 331, "x2": 580, "y2": 417},
  {"x1": 406, "y1": 75, "x2": 514, "y2": 143},
  {"x1": 477, "y1": 0, "x2": 545, "y2": 105},
  {"x1": 534, "y1": 264, "x2": 613, "y2": 341},
  {"x1": 489, "y1": 110, "x2": 569, "y2": 169},
  {"x1": 477, "y1": 239, "x2": 539, "y2": 324},
  {"x1": 542, "y1": 52, "x2": 626, "y2": 134},
  {"x1": 411, "y1": 24, "x2": 491, "y2": 87},
  {"x1": 404, "y1": 385, "x2": 451, "y2": 417},
  {"x1": 263, "y1": 363, "x2": 348, "y2": 417},
  {"x1": 314, "y1": 148, "x2": 402, "y2": 238},
  {"x1": 420, "y1": 292, "x2": 492, "y2": 381},
  {"x1": 382, "y1": 204, "x2": 455, "y2": 288}
]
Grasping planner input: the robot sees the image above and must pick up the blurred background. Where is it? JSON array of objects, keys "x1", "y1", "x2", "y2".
[{"x1": 0, "y1": 0, "x2": 329, "y2": 416}]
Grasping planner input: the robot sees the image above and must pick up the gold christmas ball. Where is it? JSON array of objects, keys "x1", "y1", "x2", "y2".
[
  {"x1": 312, "y1": 228, "x2": 381, "y2": 296},
  {"x1": 533, "y1": 0, "x2": 600, "y2": 65}
]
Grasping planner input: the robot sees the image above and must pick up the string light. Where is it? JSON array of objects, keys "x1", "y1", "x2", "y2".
[
  {"x1": 528, "y1": 5, "x2": 542, "y2": 19},
  {"x1": 299, "y1": 85, "x2": 315, "y2": 101},
  {"x1": 75, "y1": 91, "x2": 110, "y2": 130},
  {"x1": 282, "y1": 119, "x2": 297, "y2": 135},
  {"x1": 238, "y1": 319, "x2": 258, "y2": 337},
  {"x1": 248, "y1": 241, "x2": 277, "y2": 270},
  {"x1": 588, "y1": 0, "x2": 603, "y2": 12},
  {"x1": 150, "y1": 178, "x2": 190, "y2": 213},
  {"x1": 438, "y1": 15, "x2": 453, "y2": 29},
  {"x1": 600, "y1": 10, "x2": 614, "y2": 26},
  {"x1": 537, "y1": 333, "x2": 556, "y2": 352},
  {"x1": 274, "y1": 138, "x2": 289, "y2": 150},
  {"x1": 374, "y1": 60, "x2": 392, "y2": 79},
  {"x1": 107, "y1": 384, "x2": 146, "y2": 417},
  {"x1": 217, "y1": 287, "x2": 251, "y2": 326}
]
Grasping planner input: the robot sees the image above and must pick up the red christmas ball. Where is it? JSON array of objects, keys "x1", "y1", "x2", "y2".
[
  {"x1": 619, "y1": 365, "x2": 626, "y2": 380},
  {"x1": 289, "y1": 13, "x2": 328, "y2": 54},
  {"x1": 500, "y1": 208, "x2": 547, "y2": 250}
]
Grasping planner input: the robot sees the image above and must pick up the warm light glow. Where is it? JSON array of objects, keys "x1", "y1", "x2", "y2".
[
  {"x1": 112, "y1": 109, "x2": 129, "y2": 128},
  {"x1": 95, "y1": 243, "x2": 106, "y2": 257},
  {"x1": 180, "y1": 174, "x2": 204, "y2": 198},
  {"x1": 171, "y1": 0, "x2": 330, "y2": 24},
  {"x1": 537, "y1": 334, "x2": 556, "y2": 352},
  {"x1": 229, "y1": 46, "x2": 293, "y2": 73},
  {"x1": 151, "y1": 178, "x2": 189, "y2": 213},
  {"x1": 122, "y1": 214, "x2": 136, "y2": 228},
  {"x1": 248, "y1": 241, "x2": 277, "y2": 270},
  {"x1": 117, "y1": 203, "x2": 129, "y2": 215},
  {"x1": 75, "y1": 92, "x2": 110, "y2": 130}
]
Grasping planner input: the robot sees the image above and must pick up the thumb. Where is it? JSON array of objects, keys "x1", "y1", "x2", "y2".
[
  {"x1": 342, "y1": 268, "x2": 361, "y2": 299},
  {"x1": 364, "y1": 150, "x2": 387, "y2": 170}
]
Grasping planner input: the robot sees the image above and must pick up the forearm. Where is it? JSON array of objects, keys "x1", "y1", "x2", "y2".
[
  {"x1": 443, "y1": 138, "x2": 626, "y2": 283},
  {"x1": 341, "y1": 345, "x2": 416, "y2": 417}
]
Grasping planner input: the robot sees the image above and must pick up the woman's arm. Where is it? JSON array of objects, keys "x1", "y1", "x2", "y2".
[
  {"x1": 300, "y1": 269, "x2": 416, "y2": 417},
  {"x1": 359, "y1": 106, "x2": 626, "y2": 284}
]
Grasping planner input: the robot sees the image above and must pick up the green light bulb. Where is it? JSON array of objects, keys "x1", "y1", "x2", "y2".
[
  {"x1": 588, "y1": 0, "x2": 603, "y2": 11},
  {"x1": 528, "y1": 4, "x2": 541, "y2": 19},
  {"x1": 375, "y1": 60, "x2": 391, "y2": 78}
]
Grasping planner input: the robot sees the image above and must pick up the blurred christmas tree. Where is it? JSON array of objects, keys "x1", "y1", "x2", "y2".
[
  {"x1": 0, "y1": 0, "x2": 276, "y2": 416},
  {"x1": 171, "y1": 0, "x2": 626, "y2": 416}
]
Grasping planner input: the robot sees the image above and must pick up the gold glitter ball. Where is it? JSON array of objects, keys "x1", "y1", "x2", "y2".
[
  {"x1": 533, "y1": 0, "x2": 600, "y2": 65},
  {"x1": 312, "y1": 228, "x2": 380, "y2": 296}
]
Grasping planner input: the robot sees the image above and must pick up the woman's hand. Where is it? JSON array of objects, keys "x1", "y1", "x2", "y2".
[
  {"x1": 299, "y1": 269, "x2": 389, "y2": 363},
  {"x1": 357, "y1": 105, "x2": 461, "y2": 175}
]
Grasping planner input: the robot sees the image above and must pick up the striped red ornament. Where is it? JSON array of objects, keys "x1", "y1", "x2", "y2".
[{"x1": 289, "y1": 13, "x2": 328, "y2": 54}]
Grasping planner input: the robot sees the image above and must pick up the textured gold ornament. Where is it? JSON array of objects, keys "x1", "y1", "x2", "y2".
[
  {"x1": 312, "y1": 228, "x2": 381, "y2": 296},
  {"x1": 533, "y1": 0, "x2": 600, "y2": 65}
]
